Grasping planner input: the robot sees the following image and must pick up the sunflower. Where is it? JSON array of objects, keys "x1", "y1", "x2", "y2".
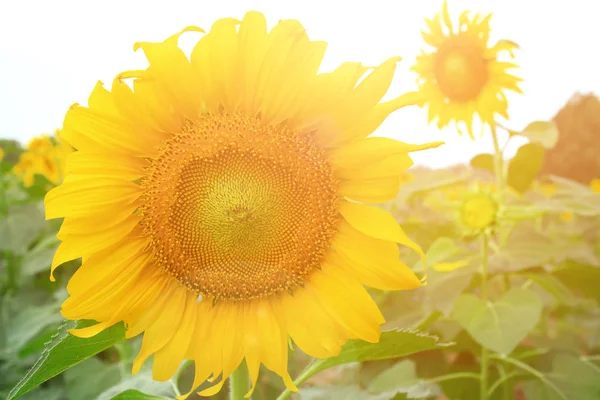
[
  {"x1": 45, "y1": 12, "x2": 441, "y2": 398},
  {"x1": 0, "y1": 147, "x2": 4, "y2": 162},
  {"x1": 13, "y1": 131, "x2": 72, "y2": 187},
  {"x1": 411, "y1": 0, "x2": 522, "y2": 137},
  {"x1": 459, "y1": 190, "x2": 498, "y2": 232}
]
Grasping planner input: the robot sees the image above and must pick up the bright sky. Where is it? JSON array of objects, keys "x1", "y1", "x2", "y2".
[{"x1": 0, "y1": 0, "x2": 598, "y2": 168}]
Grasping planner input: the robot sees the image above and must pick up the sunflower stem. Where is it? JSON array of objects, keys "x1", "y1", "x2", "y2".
[
  {"x1": 490, "y1": 125, "x2": 505, "y2": 202},
  {"x1": 480, "y1": 233, "x2": 490, "y2": 400},
  {"x1": 229, "y1": 361, "x2": 250, "y2": 400}
]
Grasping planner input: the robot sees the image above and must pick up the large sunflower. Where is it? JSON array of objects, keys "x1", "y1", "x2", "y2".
[
  {"x1": 412, "y1": 0, "x2": 522, "y2": 137},
  {"x1": 45, "y1": 12, "x2": 441, "y2": 398}
]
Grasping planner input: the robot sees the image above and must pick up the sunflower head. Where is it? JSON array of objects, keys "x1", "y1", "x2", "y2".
[
  {"x1": 456, "y1": 186, "x2": 499, "y2": 234},
  {"x1": 12, "y1": 132, "x2": 71, "y2": 187},
  {"x1": 412, "y1": 0, "x2": 522, "y2": 137},
  {"x1": 44, "y1": 11, "x2": 441, "y2": 399},
  {"x1": 0, "y1": 147, "x2": 4, "y2": 163},
  {"x1": 27, "y1": 135, "x2": 54, "y2": 153}
]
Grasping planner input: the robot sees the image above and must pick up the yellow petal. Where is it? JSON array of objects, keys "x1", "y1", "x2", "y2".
[
  {"x1": 152, "y1": 291, "x2": 198, "y2": 381},
  {"x1": 339, "y1": 177, "x2": 403, "y2": 203},
  {"x1": 65, "y1": 151, "x2": 146, "y2": 180},
  {"x1": 45, "y1": 178, "x2": 140, "y2": 220},
  {"x1": 282, "y1": 289, "x2": 348, "y2": 359},
  {"x1": 332, "y1": 221, "x2": 422, "y2": 290},
  {"x1": 132, "y1": 285, "x2": 188, "y2": 374},
  {"x1": 339, "y1": 201, "x2": 425, "y2": 263},
  {"x1": 69, "y1": 322, "x2": 113, "y2": 338},
  {"x1": 135, "y1": 27, "x2": 204, "y2": 121},
  {"x1": 311, "y1": 264, "x2": 384, "y2": 343}
]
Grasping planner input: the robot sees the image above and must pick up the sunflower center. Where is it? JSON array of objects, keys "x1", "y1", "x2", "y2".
[
  {"x1": 141, "y1": 113, "x2": 339, "y2": 302},
  {"x1": 461, "y1": 194, "x2": 497, "y2": 230},
  {"x1": 434, "y1": 35, "x2": 488, "y2": 102}
]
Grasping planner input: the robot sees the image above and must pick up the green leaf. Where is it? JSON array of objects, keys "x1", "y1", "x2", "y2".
[
  {"x1": 424, "y1": 268, "x2": 475, "y2": 316},
  {"x1": 298, "y1": 329, "x2": 451, "y2": 384},
  {"x1": 507, "y1": 143, "x2": 545, "y2": 193},
  {"x1": 110, "y1": 390, "x2": 171, "y2": 400},
  {"x1": 511, "y1": 121, "x2": 559, "y2": 149},
  {"x1": 7, "y1": 320, "x2": 126, "y2": 400},
  {"x1": 522, "y1": 273, "x2": 578, "y2": 306},
  {"x1": 20, "y1": 235, "x2": 59, "y2": 278},
  {"x1": 2, "y1": 304, "x2": 63, "y2": 357},
  {"x1": 490, "y1": 224, "x2": 559, "y2": 273},
  {"x1": 396, "y1": 168, "x2": 468, "y2": 205},
  {"x1": 470, "y1": 153, "x2": 495, "y2": 174},
  {"x1": 502, "y1": 204, "x2": 545, "y2": 222},
  {"x1": 368, "y1": 359, "x2": 441, "y2": 398},
  {"x1": 554, "y1": 261, "x2": 600, "y2": 304},
  {"x1": 412, "y1": 237, "x2": 462, "y2": 273},
  {"x1": 65, "y1": 358, "x2": 121, "y2": 400},
  {"x1": 522, "y1": 355, "x2": 600, "y2": 400},
  {"x1": 298, "y1": 385, "x2": 390, "y2": 400},
  {"x1": 451, "y1": 288, "x2": 543, "y2": 355},
  {"x1": 538, "y1": 175, "x2": 600, "y2": 216},
  {"x1": 96, "y1": 368, "x2": 177, "y2": 400},
  {"x1": 0, "y1": 203, "x2": 46, "y2": 254}
]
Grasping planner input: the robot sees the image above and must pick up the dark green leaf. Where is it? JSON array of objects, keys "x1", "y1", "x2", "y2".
[
  {"x1": 507, "y1": 143, "x2": 545, "y2": 193},
  {"x1": 7, "y1": 320, "x2": 126, "y2": 400}
]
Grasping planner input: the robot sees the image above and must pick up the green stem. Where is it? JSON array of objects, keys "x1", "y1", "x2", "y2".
[
  {"x1": 426, "y1": 372, "x2": 481, "y2": 384},
  {"x1": 487, "y1": 370, "x2": 522, "y2": 398},
  {"x1": 491, "y1": 355, "x2": 569, "y2": 400},
  {"x1": 229, "y1": 362, "x2": 250, "y2": 400},
  {"x1": 415, "y1": 310, "x2": 442, "y2": 331},
  {"x1": 480, "y1": 233, "x2": 490, "y2": 400},
  {"x1": 276, "y1": 362, "x2": 316, "y2": 400},
  {"x1": 490, "y1": 125, "x2": 505, "y2": 202}
]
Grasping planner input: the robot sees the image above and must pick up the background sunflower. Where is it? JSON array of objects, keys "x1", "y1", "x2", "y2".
[{"x1": 412, "y1": 0, "x2": 522, "y2": 137}]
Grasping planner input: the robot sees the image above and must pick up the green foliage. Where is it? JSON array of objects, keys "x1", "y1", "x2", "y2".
[
  {"x1": 470, "y1": 153, "x2": 495, "y2": 174},
  {"x1": 452, "y1": 288, "x2": 543, "y2": 355},
  {"x1": 7, "y1": 320, "x2": 126, "y2": 400},
  {"x1": 305, "y1": 330, "x2": 451, "y2": 378},
  {"x1": 507, "y1": 143, "x2": 545, "y2": 193},
  {"x1": 509, "y1": 121, "x2": 560, "y2": 149}
]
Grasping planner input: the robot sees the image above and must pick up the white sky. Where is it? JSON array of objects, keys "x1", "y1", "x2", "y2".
[{"x1": 0, "y1": 0, "x2": 598, "y2": 168}]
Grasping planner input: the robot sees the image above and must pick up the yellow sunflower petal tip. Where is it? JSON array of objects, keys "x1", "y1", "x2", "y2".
[{"x1": 44, "y1": 11, "x2": 436, "y2": 397}]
